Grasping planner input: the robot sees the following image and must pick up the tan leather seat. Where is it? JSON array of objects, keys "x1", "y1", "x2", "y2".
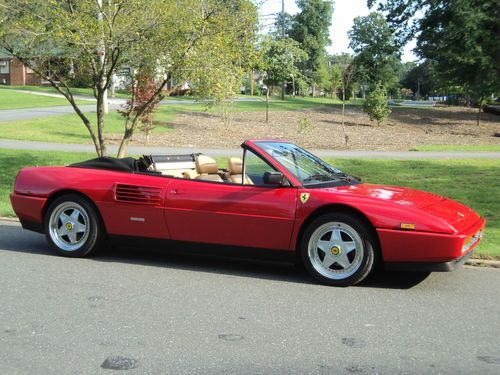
[
  {"x1": 160, "y1": 170, "x2": 184, "y2": 178},
  {"x1": 183, "y1": 169, "x2": 198, "y2": 179},
  {"x1": 195, "y1": 155, "x2": 223, "y2": 182},
  {"x1": 227, "y1": 157, "x2": 253, "y2": 184}
]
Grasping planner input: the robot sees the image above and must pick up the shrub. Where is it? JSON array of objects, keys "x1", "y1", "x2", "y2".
[{"x1": 363, "y1": 86, "x2": 391, "y2": 125}]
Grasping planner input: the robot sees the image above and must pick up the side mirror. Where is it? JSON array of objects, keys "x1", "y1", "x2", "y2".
[{"x1": 263, "y1": 171, "x2": 286, "y2": 186}]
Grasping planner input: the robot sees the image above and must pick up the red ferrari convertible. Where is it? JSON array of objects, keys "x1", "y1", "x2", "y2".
[{"x1": 10, "y1": 140, "x2": 485, "y2": 286}]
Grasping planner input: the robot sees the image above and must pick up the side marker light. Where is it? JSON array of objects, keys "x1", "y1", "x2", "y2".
[{"x1": 400, "y1": 223, "x2": 416, "y2": 230}]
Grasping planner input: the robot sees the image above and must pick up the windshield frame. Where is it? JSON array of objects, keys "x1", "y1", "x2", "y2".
[{"x1": 252, "y1": 141, "x2": 360, "y2": 188}]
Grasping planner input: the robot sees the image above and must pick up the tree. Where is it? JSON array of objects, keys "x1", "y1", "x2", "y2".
[
  {"x1": 329, "y1": 53, "x2": 356, "y2": 146},
  {"x1": 0, "y1": 0, "x2": 258, "y2": 157},
  {"x1": 348, "y1": 12, "x2": 401, "y2": 91},
  {"x1": 401, "y1": 60, "x2": 441, "y2": 99},
  {"x1": 371, "y1": 0, "x2": 500, "y2": 119},
  {"x1": 325, "y1": 60, "x2": 341, "y2": 99},
  {"x1": 119, "y1": 74, "x2": 160, "y2": 143},
  {"x1": 260, "y1": 37, "x2": 308, "y2": 122},
  {"x1": 363, "y1": 85, "x2": 391, "y2": 125},
  {"x1": 290, "y1": 0, "x2": 333, "y2": 95},
  {"x1": 270, "y1": 12, "x2": 295, "y2": 39}
]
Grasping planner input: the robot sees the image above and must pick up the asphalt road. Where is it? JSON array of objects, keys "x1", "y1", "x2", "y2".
[{"x1": 1, "y1": 220, "x2": 499, "y2": 375}]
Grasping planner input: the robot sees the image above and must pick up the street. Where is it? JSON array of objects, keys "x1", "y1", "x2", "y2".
[{"x1": 0, "y1": 220, "x2": 499, "y2": 374}]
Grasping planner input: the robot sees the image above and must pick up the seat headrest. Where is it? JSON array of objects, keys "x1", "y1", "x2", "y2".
[
  {"x1": 228, "y1": 157, "x2": 243, "y2": 174},
  {"x1": 195, "y1": 155, "x2": 218, "y2": 174}
]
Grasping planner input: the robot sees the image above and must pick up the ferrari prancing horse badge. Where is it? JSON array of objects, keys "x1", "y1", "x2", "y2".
[{"x1": 300, "y1": 192, "x2": 310, "y2": 204}]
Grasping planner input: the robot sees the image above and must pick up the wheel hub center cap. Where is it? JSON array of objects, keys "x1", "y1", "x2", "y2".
[
  {"x1": 330, "y1": 245, "x2": 341, "y2": 256},
  {"x1": 65, "y1": 222, "x2": 74, "y2": 231}
]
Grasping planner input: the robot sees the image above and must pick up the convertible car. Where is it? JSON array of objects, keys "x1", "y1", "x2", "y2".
[{"x1": 10, "y1": 140, "x2": 485, "y2": 286}]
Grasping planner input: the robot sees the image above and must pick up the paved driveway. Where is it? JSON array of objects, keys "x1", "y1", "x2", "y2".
[{"x1": 1, "y1": 220, "x2": 499, "y2": 374}]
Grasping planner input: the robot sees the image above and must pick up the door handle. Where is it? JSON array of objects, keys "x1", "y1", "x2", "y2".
[{"x1": 170, "y1": 189, "x2": 186, "y2": 195}]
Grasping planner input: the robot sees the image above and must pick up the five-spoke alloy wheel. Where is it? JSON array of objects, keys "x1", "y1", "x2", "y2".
[
  {"x1": 44, "y1": 194, "x2": 104, "y2": 257},
  {"x1": 301, "y1": 213, "x2": 377, "y2": 286}
]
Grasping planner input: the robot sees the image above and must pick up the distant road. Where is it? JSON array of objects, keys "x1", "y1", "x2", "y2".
[
  {"x1": 0, "y1": 219, "x2": 499, "y2": 374},
  {"x1": 0, "y1": 104, "x2": 121, "y2": 122},
  {"x1": 0, "y1": 89, "x2": 262, "y2": 122},
  {"x1": 1, "y1": 139, "x2": 499, "y2": 159}
]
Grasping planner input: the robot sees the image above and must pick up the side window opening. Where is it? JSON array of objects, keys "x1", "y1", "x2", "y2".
[{"x1": 243, "y1": 149, "x2": 279, "y2": 186}]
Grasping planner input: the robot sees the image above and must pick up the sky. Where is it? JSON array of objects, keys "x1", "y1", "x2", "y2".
[{"x1": 258, "y1": 0, "x2": 418, "y2": 62}]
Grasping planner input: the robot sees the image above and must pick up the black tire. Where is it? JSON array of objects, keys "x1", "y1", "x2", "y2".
[
  {"x1": 300, "y1": 213, "x2": 377, "y2": 286},
  {"x1": 44, "y1": 194, "x2": 105, "y2": 257}
]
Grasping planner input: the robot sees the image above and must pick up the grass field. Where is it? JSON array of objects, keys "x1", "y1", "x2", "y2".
[
  {"x1": 0, "y1": 96, "x2": 358, "y2": 144},
  {"x1": 1, "y1": 148, "x2": 498, "y2": 258},
  {"x1": 159, "y1": 95, "x2": 355, "y2": 113},
  {"x1": 0, "y1": 89, "x2": 88, "y2": 110},
  {"x1": 1, "y1": 85, "x2": 357, "y2": 107},
  {"x1": 410, "y1": 144, "x2": 500, "y2": 152},
  {"x1": 0, "y1": 111, "x2": 172, "y2": 144}
]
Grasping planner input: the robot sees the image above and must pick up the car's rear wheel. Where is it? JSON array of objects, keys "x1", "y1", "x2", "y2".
[
  {"x1": 300, "y1": 213, "x2": 377, "y2": 286},
  {"x1": 44, "y1": 194, "x2": 104, "y2": 257}
]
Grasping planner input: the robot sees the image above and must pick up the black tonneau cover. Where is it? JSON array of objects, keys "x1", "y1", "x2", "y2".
[{"x1": 69, "y1": 157, "x2": 141, "y2": 172}]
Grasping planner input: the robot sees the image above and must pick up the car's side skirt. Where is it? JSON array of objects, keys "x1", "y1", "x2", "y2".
[
  {"x1": 19, "y1": 218, "x2": 44, "y2": 234},
  {"x1": 108, "y1": 235, "x2": 298, "y2": 264}
]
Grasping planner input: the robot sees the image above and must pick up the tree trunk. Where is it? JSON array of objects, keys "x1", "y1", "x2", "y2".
[
  {"x1": 117, "y1": 127, "x2": 134, "y2": 158},
  {"x1": 96, "y1": 90, "x2": 107, "y2": 157},
  {"x1": 266, "y1": 88, "x2": 269, "y2": 123},
  {"x1": 341, "y1": 81, "x2": 349, "y2": 147},
  {"x1": 249, "y1": 70, "x2": 254, "y2": 96}
]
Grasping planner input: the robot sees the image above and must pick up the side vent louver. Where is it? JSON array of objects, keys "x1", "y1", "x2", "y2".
[{"x1": 115, "y1": 184, "x2": 161, "y2": 206}]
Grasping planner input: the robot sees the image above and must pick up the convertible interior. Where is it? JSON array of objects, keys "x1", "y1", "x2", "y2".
[{"x1": 69, "y1": 154, "x2": 254, "y2": 184}]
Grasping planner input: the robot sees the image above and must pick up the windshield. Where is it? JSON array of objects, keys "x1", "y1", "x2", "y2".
[{"x1": 255, "y1": 141, "x2": 359, "y2": 187}]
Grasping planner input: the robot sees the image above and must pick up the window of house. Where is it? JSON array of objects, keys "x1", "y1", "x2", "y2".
[{"x1": 0, "y1": 61, "x2": 9, "y2": 74}]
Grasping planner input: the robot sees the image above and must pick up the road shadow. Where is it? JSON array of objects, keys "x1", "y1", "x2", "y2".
[{"x1": 0, "y1": 224, "x2": 430, "y2": 289}]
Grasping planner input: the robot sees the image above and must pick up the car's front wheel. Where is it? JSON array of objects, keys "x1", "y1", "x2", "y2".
[
  {"x1": 300, "y1": 213, "x2": 377, "y2": 286},
  {"x1": 44, "y1": 194, "x2": 104, "y2": 257}
]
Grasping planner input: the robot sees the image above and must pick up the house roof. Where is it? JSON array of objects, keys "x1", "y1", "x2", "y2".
[
  {"x1": 0, "y1": 48, "x2": 13, "y2": 59},
  {"x1": 0, "y1": 44, "x2": 65, "y2": 59}
]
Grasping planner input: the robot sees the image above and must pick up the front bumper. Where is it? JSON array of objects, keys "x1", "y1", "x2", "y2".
[
  {"x1": 384, "y1": 250, "x2": 474, "y2": 272},
  {"x1": 377, "y1": 217, "x2": 486, "y2": 265}
]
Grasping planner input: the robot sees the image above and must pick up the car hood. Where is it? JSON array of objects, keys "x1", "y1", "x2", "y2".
[
  {"x1": 324, "y1": 183, "x2": 445, "y2": 208},
  {"x1": 318, "y1": 183, "x2": 480, "y2": 233}
]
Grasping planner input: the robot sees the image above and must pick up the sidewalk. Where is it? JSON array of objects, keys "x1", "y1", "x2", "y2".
[{"x1": 1, "y1": 138, "x2": 500, "y2": 159}]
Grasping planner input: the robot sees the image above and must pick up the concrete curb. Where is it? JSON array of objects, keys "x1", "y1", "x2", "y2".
[
  {"x1": 465, "y1": 259, "x2": 500, "y2": 269},
  {"x1": 1, "y1": 216, "x2": 498, "y2": 268},
  {"x1": 0, "y1": 216, "x2": 19, "y2": 222}
]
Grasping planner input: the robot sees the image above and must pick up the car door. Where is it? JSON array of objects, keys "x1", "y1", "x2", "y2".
[{"x1": 163, "y1": 153, "x2": 297, "y2": 250}]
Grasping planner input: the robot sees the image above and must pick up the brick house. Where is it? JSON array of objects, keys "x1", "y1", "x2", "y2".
[{"x1": 0, "y1": 50, "x2": 42, "y2": 86}]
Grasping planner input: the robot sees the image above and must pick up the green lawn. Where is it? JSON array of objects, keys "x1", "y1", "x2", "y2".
[
  {"x1": 0, "y1": 96, "x2": 355, "y2": 144},
  {"x1": 0, "y1": 111, "x2": 172, "y2": 144},
  {"x1": 0, "y1": 89, "x2": 88, "y2": 110},
  {"x1": 211, "y1": 96, "x2": 360, "y2": 112},
  {"x1": 410, "y1": 144, "x2": 500, "y2": 152},
  {"x1": 1, "y1": 148, "x2": 498, "y2": 258}
]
